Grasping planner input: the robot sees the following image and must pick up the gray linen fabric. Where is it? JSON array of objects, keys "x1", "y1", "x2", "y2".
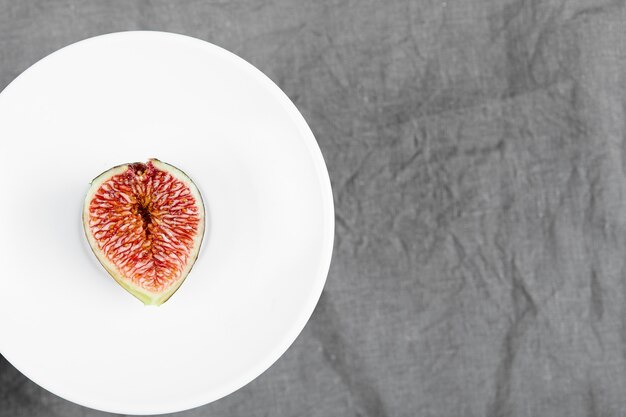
[{"x1": 1, "y1": 0, "x2": 625, "y2": 416}]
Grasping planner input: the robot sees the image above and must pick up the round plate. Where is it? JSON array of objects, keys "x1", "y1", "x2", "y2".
[{"x1": 0, "y1": 31, "x2": 334, "y2": 415}]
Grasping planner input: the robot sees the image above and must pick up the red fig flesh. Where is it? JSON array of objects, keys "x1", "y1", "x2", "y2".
[{"x1": 83, "y1": 159, "x2": 205, "y2": 305}]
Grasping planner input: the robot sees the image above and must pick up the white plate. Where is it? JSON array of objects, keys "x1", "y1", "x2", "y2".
[{"x1": 0, "y1": 31, "x2": 334, "y2": 415}]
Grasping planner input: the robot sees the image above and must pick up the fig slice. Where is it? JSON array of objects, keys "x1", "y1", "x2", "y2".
[{"x1": 83, "y1": 159, "x2": 205, "y2": 306}]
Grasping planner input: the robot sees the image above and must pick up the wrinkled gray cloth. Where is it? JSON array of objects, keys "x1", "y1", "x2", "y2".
[{"x1": 1, "y1": 0, "x2": 626, "y2": 416}]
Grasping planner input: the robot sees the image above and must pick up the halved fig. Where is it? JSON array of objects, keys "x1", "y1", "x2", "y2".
[{"x1": 83, "y1": 159, "x2": 205, "y2": 306}]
